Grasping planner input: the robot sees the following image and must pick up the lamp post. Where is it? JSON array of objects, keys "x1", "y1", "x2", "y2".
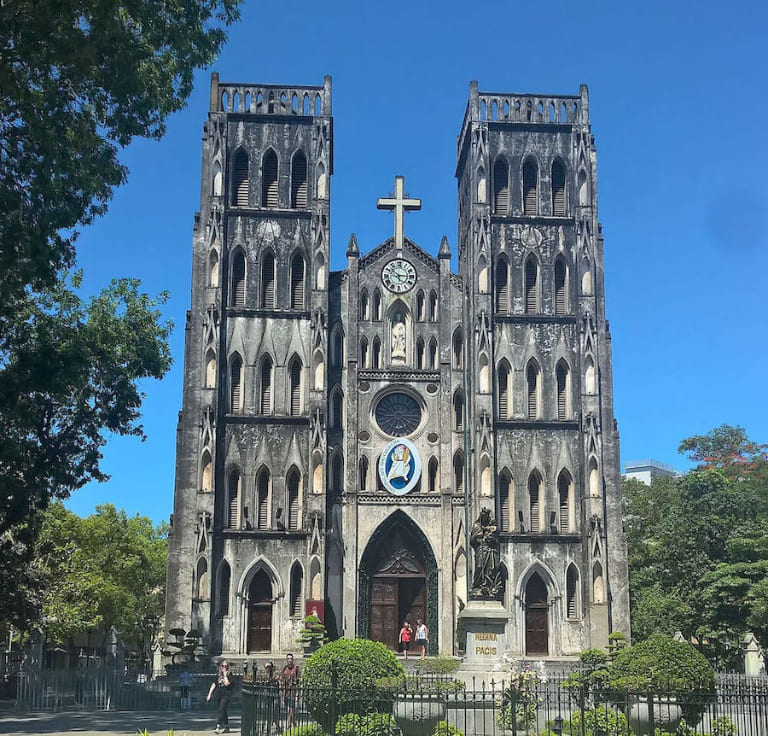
[{"x1": 552, "y1": 715, "x2": 564, "y2": 735}]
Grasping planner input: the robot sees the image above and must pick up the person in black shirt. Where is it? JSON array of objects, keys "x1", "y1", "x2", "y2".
[{"x1": 206, "y1": 659, "x2": 233, "y2": 734}]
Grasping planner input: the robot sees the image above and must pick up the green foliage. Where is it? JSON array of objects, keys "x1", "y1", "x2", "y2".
[
  {"x1": 497, "y1": 661, "x2": 546, "y2": 732},
  {"x1": 298, "y1": 613, "x2": 329, "y2": 646},
  {"x1": 301, "y1": 638, "x2": 404, "y2": 729},
  {"x1": 563, "y1": 705, "x2": 630, "y2": 736},
  {"x1": 284, "y1": 725, "x2": 326, "y2": 736},
  {"x1": 335, "y1": 712, "x2": 397, "y2": 735},
  {"x1": 432, "y1": 721, "x2": 463, "y2": 736},
  {"x1": 415, "y1": 656, "x2": 461, "y2": 675},
  {"x1": 709, "y1": 716, "x2": 738, "y2": 736}
]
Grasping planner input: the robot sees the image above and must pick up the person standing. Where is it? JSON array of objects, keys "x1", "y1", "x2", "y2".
[
  {"x1": 179, "y1": 668, "x2": 192, "y2": 710},
  {"x1": 398, "y1": 621, "x2": 412, "y2": 659},
  {"x1": 279, "y1": 653, "x2": 301, "y2": 730},
  {"x1": 206, "y1": 659, "x2": 233, "y2": 734},
  {"x1": 415, "y1": 618, "x2": 429, "y2": 660}
]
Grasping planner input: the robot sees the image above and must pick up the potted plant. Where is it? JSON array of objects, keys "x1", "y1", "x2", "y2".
[{"x1": 297, "y1": 613, "x2": 328, "y2": 654}]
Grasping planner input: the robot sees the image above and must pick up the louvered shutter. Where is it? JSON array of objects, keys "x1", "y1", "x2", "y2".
[
  {"x1": 291, "y1": 255, "x2": 305, "y2": 309},
  {"x1": 230, "y1": 359, "x2": 242, "y2": 412},
  {"x1": 567, "y1": 569, "x2": 577, "y2": 617},
  {"x1": 525, "y1": 259, "x2": 538, "y2": 314},
  {"x1": 557, "y1": 366, "x2": 567, "y2": 420},
  {"x1": 559, "y1": 477, "x2": 569, "y2": 532},
  {"x1": 552, "y1": 161, "x2": 566, "y2": 216},
  {"x1": 290, "y1": 566, "x2": 302, "y2": 616},
  {"x1": 529, "y1": 477, "x2": 540, "y2": 533},
  {"x1": 523, "y1": 161, "x2": 538, "y2": 215},
  {"x1": 218, "y1": 565, "x2": 230, "y2": 615},
  {"x1": 260, "y1": 358, "x2": 272, "y2": 413},
  {"x1": 291, "y1": 153, "x2": 307, "y2": 208},
  {"x1": 257, "y1": 475, "x2": 269, "y2": 530},
  {"x1": 498, "y1": 366, "x2": 509, "y2": 419},
  {"x1": 555, "y1": 259, "x2": 567, "y2": 315},
  {"x1": 228, "y1": 472, "x2": 239, "y2": 528},
  {"x1": 261, "y1": 255, "x2": 275, "y2": 308},
  {"x1": 288, "y1": 475, "x2": 299, "y2": 530},
  {"x1": 233, "y1": 151, "x2": 249, "y2": 206},
  {"x1": 496, "y1": 260, "x2": 509, "y2": 313},
  {"x1": 290, "y1": 361, "x2": 301, "y2": 415},
  {"x1": 500, "y1": 476, "x2": 511, "y2": 532},
  {"x1": 262, "y1": 151, "x2": 278, "y2": 207},
  {"x1": 231, "y1": 254, "x2": 245, "y2": 307},
  {"x1": 527, "y1": 365, "x2": 537, "y2": 419},
  {"x1": 493, "y1": 160, "x2": 509, "y2": 215}
]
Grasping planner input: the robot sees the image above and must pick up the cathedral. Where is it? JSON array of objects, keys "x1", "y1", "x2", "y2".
[{"x1": 165, "y1": 74, "x2": 630, "y2": 661}]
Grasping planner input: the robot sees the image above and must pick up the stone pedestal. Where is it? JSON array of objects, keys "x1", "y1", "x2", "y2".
[{"x1": 458, "y1": 599, "x2": 508, "y2": 673}]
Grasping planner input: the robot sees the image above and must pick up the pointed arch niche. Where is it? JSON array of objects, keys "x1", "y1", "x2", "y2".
[
  {"x1": 358, "y1": 510, "x2": 439, "y2": 655},
  {"x1": 387, "y1": 301, "x2": 411, "y2": 367}
]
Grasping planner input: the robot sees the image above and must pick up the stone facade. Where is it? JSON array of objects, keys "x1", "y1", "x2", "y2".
[{"x1": 165, "y1": 75, "x2": 630, "y2": 661}]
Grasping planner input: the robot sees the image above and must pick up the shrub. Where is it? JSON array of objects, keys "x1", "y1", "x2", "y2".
[
  {"x1": 565, "y1": 705, "x2": 630, "y2": 735},
  {"x1": 710, "y1": 716, "x2": 738, "y2": 736},
  {"x1": 433, "y1": 721, "x2": 464, "y2": 736},
  {"x1": 302, "y1": 638, "x2": 405, "y2": 729},
  {"x1": 284, "y1": 726, "x2": 325, "y2": 736},
  {"x1": 297, "y1": 613, "x2": 329, "y2": 647},
  {"x1": 335, "y1": 712, "x2": 397, "y2": 735},
  {"x1": 416, "y1": 656, "x2": 461, "y2": 675}
]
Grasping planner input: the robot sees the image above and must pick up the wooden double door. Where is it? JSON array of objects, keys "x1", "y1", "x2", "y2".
[
  {"x1": 524, "y1": 573, "x2": 549, "y2": 655},
  {"x1": 248, "y1": 570, "x2": 273, "y2": 652},
  {"x1": 370, "y1": 576, "x2": 426, "y2": 650}
]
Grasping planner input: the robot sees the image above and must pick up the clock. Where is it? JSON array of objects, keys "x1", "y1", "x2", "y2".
[{"x1": 382, "y1": 259, "x2": 416, "y2": 293}]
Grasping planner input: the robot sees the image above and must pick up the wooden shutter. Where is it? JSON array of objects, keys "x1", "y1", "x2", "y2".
[
  {"x1": 257, "y1": 474, "x2": 269, "y2": 530},
  {"x1": 231, "y1": 254, "x2": 245, "y2": 307},
  {"x1": 529, "y1": 475, "x2": 540, "y2": 533},
  {"x1": 291, "y1": 153, "x2": 307, "y2": 208},
  {"x1": 525, "y1": 259, "x2": 538, "y2": 314},
  {"x1": 218, "y1": 564, "x2": 231, "y2": 615},
  {"x1": 290, "y1": 361, "x2": 301, "y2": 415},
  {"x1": 233, "y1": 151, "x2": 249, "y2": 206},
  {"x1": 523, "y1": 160, "x2": 538, "y2": 214},
  {"x1": 290, "y1": 565, "x2": 302, "y2": 616},
  {"x1": 498, "y1": 365, "x2": 509, "y2": 419},
  {"x1": 228, "y1": 471, "x2": 240, "y2": 528},
  {"x1": 557, "y1": 364, "x2": 567, "y2": 420},
  {"x1": 493, "y1": 160, "x2": 509, "y2": 215},
  {"x1": 566, "y1": 567, "x2": 577, "y2": 618},
  {"x1": 230, "y1": 358, "x2": 242, "y2": 412},
  {"x1": 496, "y1": 259, "x2": 509, "y2": 313},
  {"x1": 291, "y1": 255, "x2": 305, "y2": 309},
  {"x1": 288, "y1": 473, "x2": 300, "y2": 530},
  {"x1": 559, "y1": 475, "x2": 570, "y2": 532},
  {"x1": 261, "y1": 255, "x2": 275, "y2": 308},
  {"x1": 262, "y1": 151, "x2": 278, "y2": 207},
  {"x1": 260, "y1": 358, "x2": 272, "y2": 414},
  {"x1": 552, "y1": 161, "x2": 566, "y2": 216},
  {"x1": 555, "y1": 259, "x2": 567, "y2": 315},
  {"x1": 527, "y1": 364, "x2": 538, "y2": 419},
  {"x1": 500, "y1": 475, "x2": 511, "y2": 532}
]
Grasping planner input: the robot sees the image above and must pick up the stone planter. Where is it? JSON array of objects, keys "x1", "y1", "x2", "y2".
[
  {"x1": 393, "y1": 693, "x2": 446, "y2": 736},
  {"x1": 628, "y1": 696, "x2": 682, "y2": 735}
]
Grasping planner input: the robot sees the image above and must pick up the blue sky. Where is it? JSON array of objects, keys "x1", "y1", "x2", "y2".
[{"x1": 66, "y1": 0, "x2": 768, "y2": 523}]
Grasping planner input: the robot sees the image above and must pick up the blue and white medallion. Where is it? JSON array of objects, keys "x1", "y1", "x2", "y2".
[{"x1": 378, "y1": 438, "x2": 422, "y2": 496}]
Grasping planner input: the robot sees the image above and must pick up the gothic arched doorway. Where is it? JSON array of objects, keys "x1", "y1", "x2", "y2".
[
  {"x1": 524, "y1": 572, "x2": 549, "y2": 655},
  {"x1": 247, "y1": 570, "x2": 273, "y2": 652},
  {"x1": 358, "y1": 511, "x2": 438, "y2": 654}
]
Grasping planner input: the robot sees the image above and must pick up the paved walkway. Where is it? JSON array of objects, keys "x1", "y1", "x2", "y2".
[{"x1": 0, "y1": 708, "x2": 240, "y2": 735}]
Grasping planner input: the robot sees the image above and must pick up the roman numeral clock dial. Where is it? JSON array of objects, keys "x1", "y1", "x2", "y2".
[{"x1": 382, "y1": 259, "x2": 416, "y2": 293}]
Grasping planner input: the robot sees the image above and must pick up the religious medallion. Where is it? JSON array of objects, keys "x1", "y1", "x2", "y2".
[{"x1": 378, "y1": 438, "x2": 422, "y2": 496}]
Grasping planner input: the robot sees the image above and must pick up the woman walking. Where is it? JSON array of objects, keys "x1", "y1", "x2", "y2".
[
  {"x1": 415, "y1": 618, "x2": 429, "y2": 660},
  {"x1": 206, "y1": 659, "x2": 233, "y2": 734}
]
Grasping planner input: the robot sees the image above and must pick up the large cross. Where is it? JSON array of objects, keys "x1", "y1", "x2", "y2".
[{"x1": 377, "y1": 175, "x2": 421, "y2": 254}]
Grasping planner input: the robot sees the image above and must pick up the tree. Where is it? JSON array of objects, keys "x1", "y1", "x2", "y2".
[{"x1": 679, "y1": 424, "x2": 768, "y2": 478}]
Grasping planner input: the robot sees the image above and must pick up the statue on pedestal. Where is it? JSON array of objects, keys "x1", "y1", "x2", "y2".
[{"x1": 470, "y1": 508, "x2": 502, "y2": 598}]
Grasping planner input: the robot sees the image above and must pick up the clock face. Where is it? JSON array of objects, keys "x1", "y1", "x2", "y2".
[{"x1": 382, "y1": 259, "x2": 416, "y2": 293}]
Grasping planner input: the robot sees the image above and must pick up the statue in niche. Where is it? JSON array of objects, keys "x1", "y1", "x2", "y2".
[
  {"x1": 470, "y1": 508, "x2": 502, "y2": 598},
  {"x1": 391, "y1": 312, "x2": 406, "y2": 363}
]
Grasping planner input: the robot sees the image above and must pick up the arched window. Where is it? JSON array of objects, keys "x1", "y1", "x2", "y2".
[
  {"x1": 256, "y1": 468, "x2": 270, "y2": 530},
  {"x1": 428, "y1": 457, "x2": 438, "y2": 493},
  {"x1": 261, "y1": 149, "x2": 278, "y2": 207},
  {"x1": 330, "y1": 388, "x2": 343, "y2": 429},
  {"x1": 556, "y1": 361, "x2": 570, "y2": 420},
  {"x1": 523, "y1": 159, "x2": 538, "y2": 215},
  {"x1": 558, "y1": 470, "x2": 572, "y2": 532},
  {"x1": 331, "y1": 327, "x2": 344, "y2": 367},
  {"x1": 196, "y1": 558, "x2": 208, "y2": 599},
  {"x1": 566, "y1": 564, "x2": 579, "y2": 618},
  {"x1": 227, "y1": 468, "x2": 240, "y2": 528},
  {"x1": 372, "y1": 289, "x2": 382, "y2": 321},
  {"x1": 453, "y1": 390, "x2": 464, "y2": 431},
  {"x1": 290, "y1": 151, "x2": 308, "y2": 208},
  {"x1": 360, "y1": 289, "x2": 369, "y2": 320},
  {"x1": 526, "y1": 361, "x2": 540, "y2": 419},
  {"x1": 287, "y1": 468, "x2": 301, "y2": 530},
  {"x1": 205, "y1": 349, "x2": 217, "y2": 389},
  {"x1": 498, "y1": 361, "x2": 511, "y2": 419},
  {"x1": 260, "y1": 355, "x2": 273, "y2": 414},
  {"x1": 290, "y1": 562, "x2": 303, "y2": 617},
  {"x1": 290, "y1": 253, "x2": 305, "y2": 309},
  {"x1": 499, "y1": 471, "x2": 512, "y2": 532},
  {"x1": 209, "y1": 250, "x2": 219, "y2": 288},
  {"x1": 415, "y1": 338, "x2": 425, "y2": 370},
  {"x1": 416, "y1": 290, "x2": 425, "y2": 321},
  {"x1": 231, "y1": 251, "x2": 245, "y2": 307},
  {"x1": 372, "y1": 337, "x2": 382, "y2": 368},
  {"x1": 200, "y1": 451, "x2": 212, "y2": 492},
  {"x1": 524, "y1": 257, "x2": 539, "y2": 314},
  {"x1": 428, "y1": 338, "x2": 438, "y2": 369},
  {"x1": 493, "y1": 158, "x2": 509, "y2": 215},
  {"x1": 230, "y1": 355, "x2": 243, "y2": 413},
  {"x1": 552, "y1": 160, "x2": 566, "y2": 216},
  {"x1": 360, "y1": 337, "x2": 369, "y2": 368},
  {"x1": 232, "y1": 149, "x2": 249, "y2": 207},
  {"x1": 453, "y1": 452, "x2": 464, "y2": 493},
  {"x1": 289, "y1": 357, "x2": 302, "y2": 416},
  {"x1": 330, "y1": 452, "x2": 343, "y2": 490},
  {"x1": 218, "y1": 562, "x2": 231, "y2": 615},
  {"x1": 428, "y1": 291, "x2": 438, "y2": 321},
  {"x1": 554, "y1": 257, "x2": 568, "y2": 315},
  {"x1": 495, "y1": 257, "x2": 509, "y2": 313},
  {"x1": 359, "y1": 456, "x2": 369, "y2": 491},
  {"x1": 260, "y1": 252, "x2": 275, "y2": 308},
  {"x1": 528, "y1": 471, "x2": 543, "y2": 533},
  {"x1": 452, "y1": 329, "x2": 463, "y2": 369}
]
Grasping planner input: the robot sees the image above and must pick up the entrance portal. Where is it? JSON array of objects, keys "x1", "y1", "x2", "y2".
[
  {"x1": 248, "y1": 570, "x2": 272, "y2": 652},
  {"x1": 525, "y1": 573, "x2": 549, "y2": 655},
  {"x1": 359, "y1": 511, "x2": 437, "y2": 653}
]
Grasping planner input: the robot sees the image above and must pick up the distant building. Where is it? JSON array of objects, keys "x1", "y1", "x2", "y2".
[{"x1": 623, "y1": 459, "x2": 679, "y2": 485}]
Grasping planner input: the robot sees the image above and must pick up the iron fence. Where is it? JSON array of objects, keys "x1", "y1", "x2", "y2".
[{"x1": 241, "y1": 675, "x2": 768, "y2": 736}]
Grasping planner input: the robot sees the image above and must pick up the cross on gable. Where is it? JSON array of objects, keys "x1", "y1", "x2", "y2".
[{"x1": 377, "y1": 175, "x2": 422, "y2": 254}]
